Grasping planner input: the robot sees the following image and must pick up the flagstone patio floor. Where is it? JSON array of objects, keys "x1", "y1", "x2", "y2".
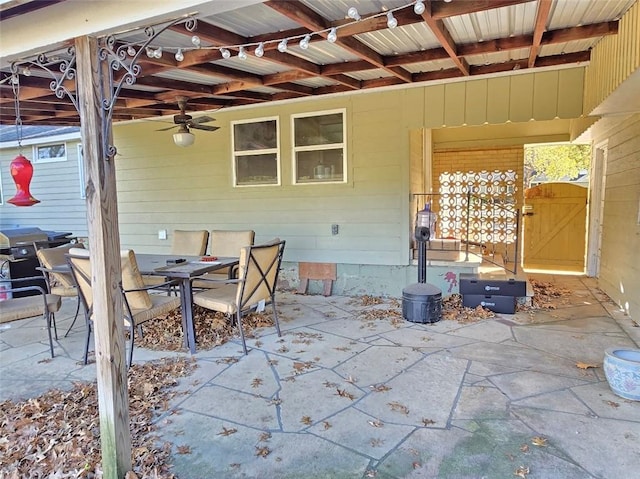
[{"x1": 1, "y1": 273, "x2": 639, "y2": 478}]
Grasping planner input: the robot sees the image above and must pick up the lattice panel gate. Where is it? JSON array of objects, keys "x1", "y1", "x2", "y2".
[{"x1": 437, "y1": 170, "x2": 518, "y2": 255}]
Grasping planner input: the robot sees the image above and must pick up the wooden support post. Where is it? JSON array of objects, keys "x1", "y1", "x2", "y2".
[{"x1": 75, "y1": 35, "x2": 131, "y2": 478}]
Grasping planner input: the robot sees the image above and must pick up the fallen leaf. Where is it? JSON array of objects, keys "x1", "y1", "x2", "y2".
[
  {"x1": 176, "y1": 445, "x2": 191, "y2": 454},
  {"x1": 370, "y1": 438, "x2": 384, "y2": 447},
  {"x1": 387, "y1": 401, "x2": 410, "y2": 415},
  {"x1": 217, "y1": 427, "x2": 238, "y2": 436},
  {"x1": 255, "y1": 446, "x2": 271, "y2": 458},
  {"x1": 605, "y1": 400, "x2": 620, "y2": 408},
  {"x1": 301, "y1": 416, "x2": 313, "y2": 425},
  {"x1": 412, "y1": 462, "x2": 421, "y2": 469},
  {"x1": 258, "y1": 432, "x2": 271, "y2": 442},
  {"x1": 251, "y1": 378, "x2": 263, "y2": 388},
  {"x1": 531, "y1": 436, "x2": 547, "y2": 447},
  {"x1": 346, "y1": 375, "x2": 357, "y2": 384},
  {"x1": 322, "y1": 421, "x2": 332, "y2": 430},
  {"x1": 520, "y1": 444, "x2": 529, "y2": 453},
  {"x1": 576, "y1": 362, "x2": 599, "y2": 370},
  {"x1": 421, "y1": 418, "x2": 435, "y2": 426},
  {"x1": 370, "y1": 384, "x2": 391, "y2": 393},
  {"x1": 514, "y1": 466, "x2": 530, "y2": 478},
  {"x1": 368, "y1": 419, "x2": 383, "y2": 428},
  {"x1": 336, "y1": 388, "x2": 355, "y2": 400}
]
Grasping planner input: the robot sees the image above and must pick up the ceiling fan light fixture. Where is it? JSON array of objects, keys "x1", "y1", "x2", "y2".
[{"x1": 173, "y1": 127, "x2": 195, "y2": 147}]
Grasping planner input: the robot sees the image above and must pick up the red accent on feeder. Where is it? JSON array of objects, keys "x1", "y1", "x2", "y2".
[{"x1": 7, "y1": 154, "x2": 40, "y2": 207}]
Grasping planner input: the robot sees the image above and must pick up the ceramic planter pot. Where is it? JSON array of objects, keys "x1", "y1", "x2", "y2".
[{"x1": 603, "y1": 348, "x2": 640, "y2": 401}]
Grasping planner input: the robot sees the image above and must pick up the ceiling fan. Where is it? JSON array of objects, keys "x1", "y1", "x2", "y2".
[{"x1": 156, "y1": 96, "x2": 220, "y2": 134}]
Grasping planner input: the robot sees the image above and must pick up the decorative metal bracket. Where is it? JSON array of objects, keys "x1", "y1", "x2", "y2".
[{"x1": 9, "y1": 15, "x2": 197, "y2": 160}]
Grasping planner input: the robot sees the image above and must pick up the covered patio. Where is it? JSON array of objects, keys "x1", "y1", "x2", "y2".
[{"x1": 2, "y1": 274, "x2": 638, "y2": 478}]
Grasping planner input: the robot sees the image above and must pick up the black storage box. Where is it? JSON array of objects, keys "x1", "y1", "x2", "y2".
[
  {"x1": 459, "y1": 273, "x2": 526, "y2": 297},
  {"x1": 402, "y1": 282, "x2": 442, "y2": 323},
  {"x1": 462, "y1": 294, "x2": 516, "y2": 314}
]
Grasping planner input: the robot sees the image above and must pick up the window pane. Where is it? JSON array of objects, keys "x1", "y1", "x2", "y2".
[
  {"x1": 235, "y1": 153, "x2": 278, "y2": 186},
  {"x1": 37, "y1": 143, "x2": 66, "y2": 160},
  {"x1": 295, "y1": 149, "x2": 343, "y2": 183},
  {"x1": 294, "y1": 113, "x2": 343, "y2": 146},
  {"x1": 234, "y1": 120, "x2": 277, "y2": 151}
]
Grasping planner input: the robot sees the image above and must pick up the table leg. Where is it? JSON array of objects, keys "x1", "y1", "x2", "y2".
[{"x1": 179, "y1": 279, "x2": 197, "y2": 354}]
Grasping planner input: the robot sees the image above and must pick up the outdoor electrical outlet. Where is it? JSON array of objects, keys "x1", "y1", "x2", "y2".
[
  {"x1": 158, "y1": 229, "x2": 167, "y2": 240},
  {"x1": 332, "y1": 224, "x2": 339, "y2": 235}
]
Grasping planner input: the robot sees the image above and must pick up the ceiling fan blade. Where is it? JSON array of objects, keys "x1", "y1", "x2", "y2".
[
  {"x1": 190, "y1": 124, "x2": 220, "y2": 132},
  {"x1": 190, "y1": 115, "x2": 215, "y2": 124},
  {"x1": 156, "y1": 125, "x2": 178, "y2": 131}
]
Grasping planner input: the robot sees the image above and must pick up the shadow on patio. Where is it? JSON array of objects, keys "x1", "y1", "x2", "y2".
[{"x1": 1, "y1": 274, "x2": 639, "y2": 478}]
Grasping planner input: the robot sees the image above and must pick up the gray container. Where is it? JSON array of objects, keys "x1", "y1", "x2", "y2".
[{"x1": 402, "y1": 282, "x2": 442, "y2": 323}]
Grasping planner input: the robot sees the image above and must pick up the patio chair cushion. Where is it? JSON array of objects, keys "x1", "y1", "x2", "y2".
[
  {"x1": 37, "y1": 243, "x2": 84, "y2": 290},
  {"x1": 172, "y1": 229, "x2": 209, "y2": 256},
  {"x1": 121, "y1": 250, "x2": 153, "y2": 310},
  {"x1": 0, "y1": 294, "x2": 62, "y2": 324},
  {"x1": 193, "y1": 283, "x2": 238, "y2": 315},
  {"x1": 129, "y1": 294, "x2": 181, "y2": 324}
]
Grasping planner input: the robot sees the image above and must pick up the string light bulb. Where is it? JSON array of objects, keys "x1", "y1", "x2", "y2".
[
  {"x1": 220, "y1": 48, "x2": 231, "y2": 59},
  {"x1": 22, "y1": 66, "x2": 31, "y2": 77},
  {"x1": 387, "y1": 12, "x2": 398, "y2": 28},
  {"x1": 146, "y1": 47, "x2": 154, "y2": 58},
  {"x1": 414, "y1": 0, "x2": 425, "y2": 15},
  {"x1": 255, "y1": 42, "x2": 264, "y2": 57},
  {"x1": 327, "y1": 27, "x2": 338, "y2": 43},
  {"x1": 347, "y1": 7, "x2": 361, "y2": 21},
  {"x1": 174, "y1": 49, "x2": 184, "y2": 62},
  {"x1": 300, "y1": 34, "x2": 311, "y2": 50},
  {"x1": 127, "y1": 45, "x2": 136, "y2": 57},
  {"x1": 238, "y1": 46, "x2": 247, "y2": 60},
  {"x1": 191, "y1": 35, "x2": 201, "y2": 47},
  {"x1": 278, "y1": 38, "x2": 288, "y2": 52},
  {"x1": 153, "y1": 47, "x2": 163, "y2": 59}
]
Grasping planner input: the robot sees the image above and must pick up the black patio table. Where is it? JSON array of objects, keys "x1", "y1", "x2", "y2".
[{"x1": 136, "y1": 254, "x2": 238, "y2": 354}]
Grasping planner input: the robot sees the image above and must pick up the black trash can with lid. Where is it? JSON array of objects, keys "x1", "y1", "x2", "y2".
[{"x1": 402, "y1": 282, "x2": 442, "y2": 323}]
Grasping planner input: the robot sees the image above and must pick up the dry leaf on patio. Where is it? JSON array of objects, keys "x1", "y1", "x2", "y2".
[
  {"x1": 251, "y1": 378, "x2": 263, "y2": 388},
  {"x1": 387, "y1": 401, "x2": 410, "y2": 415},
  {"x1": 514, "y1": 466, "x2": 530, "y2": 478},
  {"x1": 258, "y1": 432, "x2": 271, "y2": 442},
  {"x1": 255, "y1": 446, "x2": 271, "y2": 458},
  {"x1": 576, "y1": 362, "x2": 600, "y2": 370},
  {"x1": 301, "y1": 416, "x2": 313, "y2": 425},
  {"x1": 346, "y1": 375, "x2": 357, "y2": 384},
  {"x1": 217, "y1": 427, "x2": 238, "y2": 436},
  {"x1": 322, "y1": 421, "x2": 332, "y2": 430},
  {"x1": 336, "y1": 388, "x2": 355, "y2": 400},
  {"x1": 531, "y1": 436, "x2": 547, "y2": 447},
  {"x1": 605, "y1": 400, "x2": 620, "y2": 408},
  {"x1": 370, "y1": 384, "x2": 391, "y2": 393},
  {"x1": 421, "y1": 418, "x2": 435, "y2": 426},
  {"x1": 412, "y1": 462, "x2": 421, "y2": 469},
  {"x1": 370, "y1": 438, "x2": 384, "y2": 447},
  {"x1": 176, "y1": 445, "x2": 191, "y2": 454},
  {"x1": 368, "y1": 419, "x2": 383, "y2": 428},
  {"x1": 520, "y1": 444, "x2": 529, "y2": 453}
]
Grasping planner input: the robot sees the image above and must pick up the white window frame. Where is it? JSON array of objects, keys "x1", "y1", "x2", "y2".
[
  {"x1": 291, "y1": 108, "x2": 347, "y2": 185},
  {"x1": 231, "y1": 116, "x2": 280, "y2": 187},
  {"x1": 32, "y1": 142, "x2": 67, "y2": 163},
  {"x1": 77, "y1": 144, "x2": 86, "y2": 199}
]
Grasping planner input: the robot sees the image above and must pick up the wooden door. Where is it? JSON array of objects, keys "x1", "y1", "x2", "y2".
[{"x1": 522, "y1": 183, "x2": 587, "y2": 272}]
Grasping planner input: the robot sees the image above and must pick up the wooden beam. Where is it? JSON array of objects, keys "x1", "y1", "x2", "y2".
[
  {"x1": 419, "y1": 1, "x2": 469, "y2": 76},
  {"x1": 528, "y1": 0, "x2": 553, "y2": 68},
  {"x1": 75, "y1": 35, "x2": 131, "y2": 479}
]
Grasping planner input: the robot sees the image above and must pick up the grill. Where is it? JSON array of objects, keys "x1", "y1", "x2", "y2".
[{"x1": 0, "y1": 227, "x2": 76, "y2": 298}]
